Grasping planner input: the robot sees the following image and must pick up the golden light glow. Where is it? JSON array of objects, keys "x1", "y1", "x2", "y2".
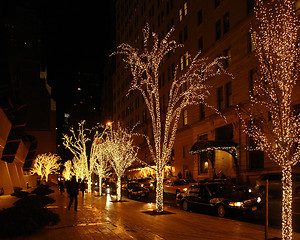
[
  {"x1": 30, "y1": 153, "x2": 61, "y2": 182},
  {"x1": 104, "y1": 122, "x2": 139, "y2": 201},
  {"x1": 114, "y1": 23, "x2": 228, "y2": 212},
  {"x1": 238, "y1": 1, "x2": 299, "y2": 239}
]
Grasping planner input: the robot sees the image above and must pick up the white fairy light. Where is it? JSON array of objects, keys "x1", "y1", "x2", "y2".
[
  {"x1": 114, "y1": 24, "x2": 228, "y2": 212},
  {"x1": 30, "y1": 153, "x2": 61, "y2": 182},
  {"x1": 62, "y1": 160, "x2": 73, "y2": 181},
  {"x1": 62, "y1": 121, "x2": 90, "y2": 187},
  {"x1": 104, "y1": 122, "x2": 139, "y2": 201},
  {"x1": 92, "y1": 134, "x2": 111, "y2": 196},
  {"x1": 237, "y1": 1, "x2": 299, "y2": 239}
]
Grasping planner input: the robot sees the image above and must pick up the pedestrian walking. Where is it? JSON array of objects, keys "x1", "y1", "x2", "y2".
[
  {"x1": 68, "y1": 176, "x2": 79, "y2": 211},
  {"x1": 80, "y1": 180, "x2": 86, "y2": 197}
]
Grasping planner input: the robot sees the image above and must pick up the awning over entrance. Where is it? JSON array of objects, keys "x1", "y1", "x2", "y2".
[{"x1": 189, "y1": 140, "x2": 238, "y2": 165}]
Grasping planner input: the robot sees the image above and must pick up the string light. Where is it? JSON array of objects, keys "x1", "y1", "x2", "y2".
[
  {"x1": 114, "y1": 24, "x2": 228, "y2": 212},
  {"x1": 237, "y1": 1, "x2": 299, "y2": 239},
  {"x1": 93, "y1": 140, "x2": 111, "y2": 196},
  {"x1": 104, "y1": 122, "x2": 139, "y2": 201},
  {"x1": 62, "y1": 120, "x2": 95, "y2": 192},
  {"x1": 62, "y1": 160, "x2": 73, "y2": 181},
  {"x1": 30, "y1": 153, "x2": 61, "y2": 182}
]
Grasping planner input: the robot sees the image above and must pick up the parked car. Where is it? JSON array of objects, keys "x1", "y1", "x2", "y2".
[
  {"x1": 176, "y1": 181, "x2": 262, "y2": 218},
  {"x1": 137, "y1": 178, "x2": 155, "y2": 191},
  {"x1": 255, "y1": 173, "x2": 300, "y2": 197},
  {"x1": 163, "y1": 179, "x2": 190, "y2": 195},
  {"x1": 126, "y1": 182, "x2": 150, "y2": 199}
]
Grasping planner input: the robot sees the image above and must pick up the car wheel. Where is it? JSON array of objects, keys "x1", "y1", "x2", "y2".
[
  {"x1": 182, "y1": 200, "x2": 189, "y2": 211},
  {"x1": 217, "y1": 204, "x2": 226, "y2": 218}
]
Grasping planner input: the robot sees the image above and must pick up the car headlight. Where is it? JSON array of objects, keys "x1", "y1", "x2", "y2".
[
  {"x1": 183, "y1": 188, "x2": 188, "y2": 192},
  {"x1": 229, "y1": 202, "x2": 244, "y2": 207},
  {"x1": 257, "y1": 197, "x2": 261, "y2": 203},
  {"x1": 141, "y1": 184, "x2": 144, "y2": 187}
]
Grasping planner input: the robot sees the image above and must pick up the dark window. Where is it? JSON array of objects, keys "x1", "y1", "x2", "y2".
[
  {"x1": 200, "y1": 103, "x2": 205, "y2": 120},
  {"x1": 225, "y1": 82, "x2": 232, "y2": 108},
  {"x1": 198, "y1": 37, "x2": 203, "y2": 52},
  {"x1": 184, "y1": 26, "x2": 188, "y2": 41},
  {"x1": 179, "y1": 31, "x2": 183, "y2": 44},
  {"x1": 224, "y1": 48, "x2": 231, "y2": 68},
  {"x1": 223, "y1": 12, "x2": 230, "y2": 34},
  {"x1": 217, "y1": 86, "x2": 223, "y2": 110},
  {"x1": 197, "y1": 10, "x2": 202, "y2": 25},
  {"x1": 216, "y1": 20, "x2": 221, "y2": 40},
  {"x1": 215, "y1": 124, "x2": 233, "y2": 141}
]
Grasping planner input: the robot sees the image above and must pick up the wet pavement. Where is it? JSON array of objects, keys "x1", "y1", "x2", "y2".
[{"x1": 2, "y1": 188, "x2": 300, "y2": 240}]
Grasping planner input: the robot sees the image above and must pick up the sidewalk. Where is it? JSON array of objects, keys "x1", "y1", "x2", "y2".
[{"x1": 2, "y1": 187, "x2": 300, "y2": 240}]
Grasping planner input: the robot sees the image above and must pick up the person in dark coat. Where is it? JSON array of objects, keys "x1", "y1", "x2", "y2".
[
  {"x1": 68, "y1": 176, "x2": 79, "y2": 211},
  {"x1": 80, "y1": 180, "x2": 86, "y2": 197}
]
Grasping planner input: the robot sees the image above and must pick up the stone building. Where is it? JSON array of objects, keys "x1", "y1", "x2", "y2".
[{"x1": 112, "y1": 0, "x2": 300, "y2": 184}]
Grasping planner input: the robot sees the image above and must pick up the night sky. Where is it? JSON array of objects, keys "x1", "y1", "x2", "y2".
[{"x1": 44, "y1": 1, "x2": 115, "y2": 111}]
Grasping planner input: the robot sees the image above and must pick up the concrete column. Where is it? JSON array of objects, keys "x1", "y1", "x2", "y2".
[
  {"x1": 0, "y1": 161, "x2": 14, "y2": 195},
  {"x1": 7, "y1": 163, "x2": 22, "y2": 190}
]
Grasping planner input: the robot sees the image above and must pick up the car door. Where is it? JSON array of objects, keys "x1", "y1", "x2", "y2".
[{"x1": 186, "y1": 186, "x2": 200, "y2": 206}]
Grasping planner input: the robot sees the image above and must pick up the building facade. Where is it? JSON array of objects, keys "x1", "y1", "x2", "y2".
[{"x1": 112, "y1": 0, "x2": 300, "y2": 184}]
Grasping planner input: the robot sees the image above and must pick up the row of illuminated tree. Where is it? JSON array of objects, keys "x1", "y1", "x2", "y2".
[{"x1": 30, "y1": 1, "x2": 298, "y2": 239}]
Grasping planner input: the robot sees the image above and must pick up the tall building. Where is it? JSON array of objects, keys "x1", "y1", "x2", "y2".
[
  {"x1": 0, "y1": 0, "x2": 56, "y2": 194},
  {"x1": 113, "y1": 0, "x2": 300, "y2": 183}
]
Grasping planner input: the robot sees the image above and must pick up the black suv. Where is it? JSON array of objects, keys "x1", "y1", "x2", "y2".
[{"x1": 176, "y1": 180, "x2": 262, "y2": 217}]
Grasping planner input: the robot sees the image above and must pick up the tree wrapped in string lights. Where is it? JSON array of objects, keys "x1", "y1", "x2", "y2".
[
  {"x1": 92, "y1": 131, "x2": 111, "y2": 196},
  {"x1": 30, "y1": 153, "x2": 61, "y2": 182},
  {"x1": 237, "y1": 1, "x2": 299, "y2": 239},
  {"x1": 62, "y1": 121, "x2": 90, "y2": 189},
  {"x1": 105, "y1": 122, "x2": 138, "y2": 201},
  {"x1": 62, "y1": 160, "x2": 73, "y2": 181},
  {"x1": 114, "y1": 24, "x2": 228, "y2": 212}
]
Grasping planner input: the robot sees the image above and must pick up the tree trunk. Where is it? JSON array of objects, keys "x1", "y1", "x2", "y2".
[
  {"x1": 45, "y1": 174, "x2": 48, "y2": 182},
  {"x1": 87, "y1": 176, "x2": 92, "y2": 193},
  {"x1": 116, "y1": 176, "x2": 122, "y2": 201},
  {"x1": 99, "y1": 177, "x2": 102, "y2": 196},
  {"x1": 281, "y1": 165, "x2": 293, "y2": 240},
  {"x1": 156, "y1": 168, "x2": 164, "y2": 212}
]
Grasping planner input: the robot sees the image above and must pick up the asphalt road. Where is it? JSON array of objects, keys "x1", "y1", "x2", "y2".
[{"x1": 126, "y1": 190, "x2": 300, "y2": 234}]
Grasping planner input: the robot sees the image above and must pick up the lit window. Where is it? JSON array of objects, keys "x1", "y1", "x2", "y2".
[
  {"x1": 179, "y1": 8, "x2": 183, "y2": 21},
  {"x1": 184, "y1": 2, "x2": 188, "y2": 15},
  {"x1": 185, "y1": 51, "x2": 189, "y2": 67},
  {"x1": 183, "y1": 109, "x2": 188, "y2": 126},
  {"x1": 180, "y1": 56, "x2": 184, "y2": 71}
]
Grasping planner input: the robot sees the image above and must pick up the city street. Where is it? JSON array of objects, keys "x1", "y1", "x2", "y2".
[
  {"x1": 137, "y1": 190, "x2": 300, "y2": 234},
  {"x1": 5, "y1": 187, "x2": 300, "y2": 240}
]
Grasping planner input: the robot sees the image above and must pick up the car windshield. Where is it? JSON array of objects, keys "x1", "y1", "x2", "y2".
[
  {"x1": 127, "y1": 183, "x2": 140, "y2": 189},
  {"x1": 207, "y1": 184, "x2": 234, "y2": 194},
  {"x1": 174, "y1": 180, "x2": 187, "y2": 186}
]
